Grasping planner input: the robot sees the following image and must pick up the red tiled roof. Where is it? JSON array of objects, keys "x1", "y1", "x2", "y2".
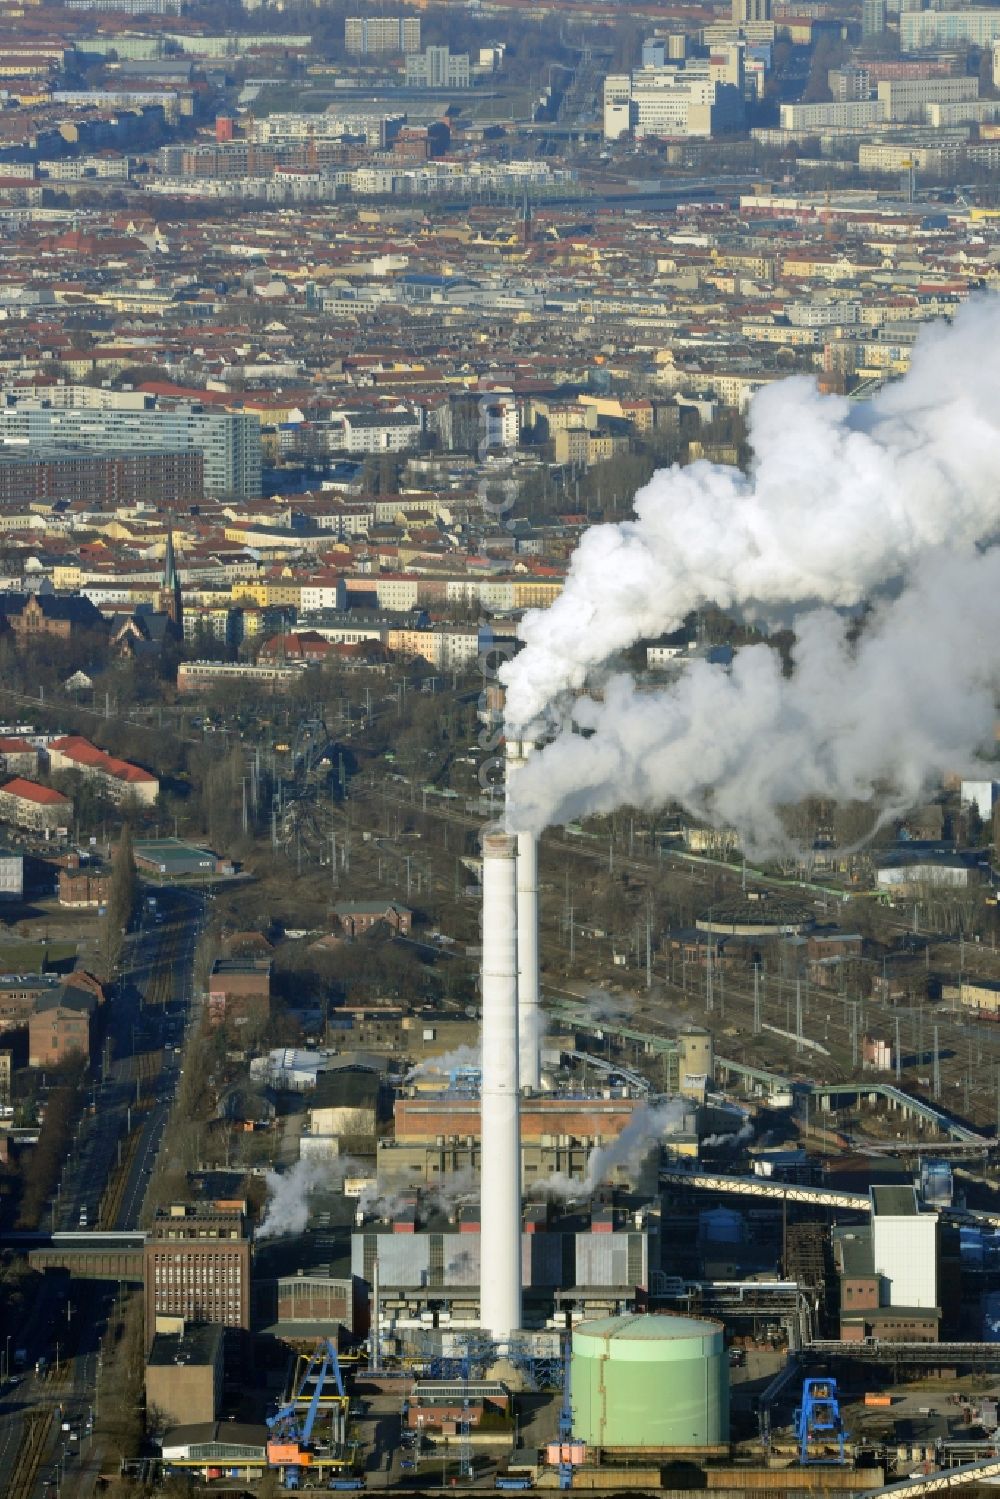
[
  {"x1": 0, "y1": 777, "x2": 69, "y2": 805},
  {"x1": 49, "y1": 736, "x2": 156, "y2": 785}
]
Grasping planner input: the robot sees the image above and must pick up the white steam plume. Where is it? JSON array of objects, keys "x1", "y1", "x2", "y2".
[
  {"x1": 257, "y1": 1156, "x2": 361, "y2": 1239},
  {"x1": 502, "y1": 300, "x2": 1000, "y2": 730},
  {"x1": 508, "y1": 549, "x2": 1000, "y2": 856},
  {"x1": 406, "y1": 1045, "x2": 481, "y2": 1082},
  {"x1": 586, "y1": 1097, "x2": 693, "y2": 1188}
]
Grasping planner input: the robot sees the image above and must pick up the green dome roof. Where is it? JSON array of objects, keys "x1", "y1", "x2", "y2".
[{"x1": 575, "y1": 1313, "x2": 721, "y2": 1341}]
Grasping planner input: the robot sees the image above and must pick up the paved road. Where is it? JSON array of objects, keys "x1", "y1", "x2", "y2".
[{"x1": 0, "y1": 886, "x2": 203, "y2": 1499}]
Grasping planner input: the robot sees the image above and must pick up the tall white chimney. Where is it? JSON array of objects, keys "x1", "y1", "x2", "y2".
[
  {"x1": 480, "y1": 831, "x2": 522, "y2": 1341},
  {"x1": 506, "y1": 740, "x2": 541, "y2": 1092}
]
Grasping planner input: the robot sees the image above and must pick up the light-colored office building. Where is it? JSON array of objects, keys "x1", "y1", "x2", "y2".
[{"x1": 404, "y1": 46, "x2": 470, "y2": 88}]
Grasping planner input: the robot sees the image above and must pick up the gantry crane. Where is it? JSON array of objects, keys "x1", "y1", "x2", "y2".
[
  {"x1": 794, "y1": 1377, "x2": 847, "y2": 1466},
  {"x1": 266, "y1": 1339, "x2": 351, "y2": 1489}
]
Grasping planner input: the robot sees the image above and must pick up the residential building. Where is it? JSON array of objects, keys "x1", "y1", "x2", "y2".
[
  {"x1": 780, "y1": 100, "x2": 886, "y2": 128},
  {"x1": 47, "y1": 736, "x2": 159, "y2": 807},
  {"x1": 901, "y1": 9, "x2": 1000, "y2": 51},
  {"x1": 0, "y1": 738, "x2": 38, "y2": 777},
  {"x1": 0, "y1": 778, "x2": 71, "y2": 834},
  {"x1": 28, "y1": 987, "x2": 97, "y2": 1067},
  {"x1": 340, "y1": 410, "x2": 422, "y2": 454},
  {"x1": 345, "y1": 16, "x2": 420, "y2": 54},
  {"x1": 877, "y1": 77, "x2": 977, "y2": 122},
  {"x1": 0, "y1": 447, "x2": 203, "y2": 507},
  {"x1": 0, "y1": 848, "x2": 22, "y2": 900},
  {"x1": 733, "y1": 0, "x2": 770, "y2": 23},
  {"x1": 0, "y1": 403, "x2": 261, "y2": 498},
  {"x1": 862, "y1": 0, "x2": 886, "y2": 37}
]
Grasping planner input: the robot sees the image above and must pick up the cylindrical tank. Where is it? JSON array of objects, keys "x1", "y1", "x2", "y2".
[{"x1": 572, "y1": 1314, "x2": 729, "y2": 1450}]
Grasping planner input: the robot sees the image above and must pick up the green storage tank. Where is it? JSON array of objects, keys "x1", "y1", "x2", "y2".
[{"x1": 572, "y1": 1313, "x2": 729, "y2": 1451}]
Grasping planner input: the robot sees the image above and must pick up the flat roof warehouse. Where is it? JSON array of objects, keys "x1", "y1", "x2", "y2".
[{"x1": 133, "y1": 838, "x2": 219, "y2": 877}]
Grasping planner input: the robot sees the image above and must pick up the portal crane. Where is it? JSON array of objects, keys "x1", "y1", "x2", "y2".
[
  {"x1": 267, "y1": 1338, "x2": 350, "y2": 1489},
  {"x1": 794, "y1": 1377, "x2": 847, "y2": 1466}
]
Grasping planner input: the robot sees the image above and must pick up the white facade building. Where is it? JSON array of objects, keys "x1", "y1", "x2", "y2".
[
  {"x1": 901, "y1": 9, "x2": 1000, "y2": 50},
  {"x1": 780, "y1": 100, "x2": 886, "y2": 129},
  {"x1": 871, "y1": 1185, "x2": 938, "y2": 1310},
  {"x1": 877, "y1": 77, "x2": 977, "y2": 122},
  {"x1": 604, "y1": 64, "x2": 744, "y2": 140}
]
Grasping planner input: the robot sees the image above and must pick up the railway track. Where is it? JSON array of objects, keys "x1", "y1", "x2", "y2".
[
  {"x1": 344, "y1": 785, "x2": 1000, "y2": 1131},
  {"x1": 8, "y1": 1409, "x2": 51, "y2": 1499}
]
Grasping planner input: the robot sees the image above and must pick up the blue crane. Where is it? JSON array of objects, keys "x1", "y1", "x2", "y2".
[
  {"x1": 793, "y1": 1377, "x2": 846, "y2": 1466},
  {"x1": 266, "y1": 1338, "x2": 349, "y2": 1489}
]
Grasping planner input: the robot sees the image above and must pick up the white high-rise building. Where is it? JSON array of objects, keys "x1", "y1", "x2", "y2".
[{"x1": 871, "y1": 1185, "x2": 938, "y2": 1310}]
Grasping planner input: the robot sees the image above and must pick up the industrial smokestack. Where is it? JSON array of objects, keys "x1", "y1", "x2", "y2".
[
  {"x1": 516, "y1": 831, "x2": 540, "y2": 1091},
  {"x1": 507, "y1": 739, "x2": 541, "y2": 1093},
  {"x1": 480, "y1": 831, "x2": 522, "y2": 1340}
]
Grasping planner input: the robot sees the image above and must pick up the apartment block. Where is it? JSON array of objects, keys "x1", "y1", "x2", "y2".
[
  {"x1": 0, "y1": 403, "x2": 261, "y2": 498},
  {"x1": 345, "y1": 16, "x2": 420, "y2": 54}
]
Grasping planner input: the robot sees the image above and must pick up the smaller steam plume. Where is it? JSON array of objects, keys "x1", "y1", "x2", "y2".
[
  {"x1": 532, "y1": 1098, "x2": 694, "y2": 1200},
  {"x1": 258, "y1": 1155, "x2": 362, "y2": 1239},
  {"x1": 586, "y1": 1098, "x2": 692, "y2": 1188},
  {"x1": 406, "y1": 1045, "x2": 481, "y2": 1082}
]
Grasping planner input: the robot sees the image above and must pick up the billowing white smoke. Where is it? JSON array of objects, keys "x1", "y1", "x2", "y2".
[
  {"x1": 406, "y1": 1045, "x2": 481, "y2": 1082},
  {"x1": 508, "y1": 548, "x2": 1000, "y2": 856},
  {"x1": 258, "y1": 1157, "x2": 328, "y2": 1239},
  {"x1": 357, "y1": 1168, "x2": 480, "y2": 1223},
  {"x1": 534, "y1": 1098, "x2": 693, "y2": 1198},
  {"x1": 586, "y1": 1097, "x2": 692, "y2": 1188},
  {"x1": 501, "y1": 301, "x2": 1000, "y2": 732}
]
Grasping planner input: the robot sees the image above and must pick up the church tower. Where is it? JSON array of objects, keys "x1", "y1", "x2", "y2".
[{"x1": 162, "y1": 516, "x2": 183, "y2": 639}]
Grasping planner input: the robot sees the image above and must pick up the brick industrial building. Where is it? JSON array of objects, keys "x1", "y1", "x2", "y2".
[
  {"x1": 207, "y1": 958, "x2": 271, "y2": 1029},
  {"x1": 145, "y1": 1323, "x2": 224, "y2": 1428},
  {"x1": 144, "y1": 1206, "x2": 251, "y2": 1348}
]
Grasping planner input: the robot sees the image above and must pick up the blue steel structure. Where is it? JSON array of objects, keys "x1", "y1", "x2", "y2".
[
  {"x1": 794, "y1": 1377, "x2": 847, "y2": 1466},
  {"x1": 413, "y1": 1330, "x2": 563, "y2": 1389},
  {"x1": 266, "y1": 1338, "x2": 349, "y2": 1489},
  {"x1": 557, "y1": 1335, "x2": 574, "y2": 1490}
]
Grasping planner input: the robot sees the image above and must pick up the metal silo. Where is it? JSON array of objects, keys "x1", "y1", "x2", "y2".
[{"x1": 572, "y1": 1313, "x2": 729, "y2": 1451}]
